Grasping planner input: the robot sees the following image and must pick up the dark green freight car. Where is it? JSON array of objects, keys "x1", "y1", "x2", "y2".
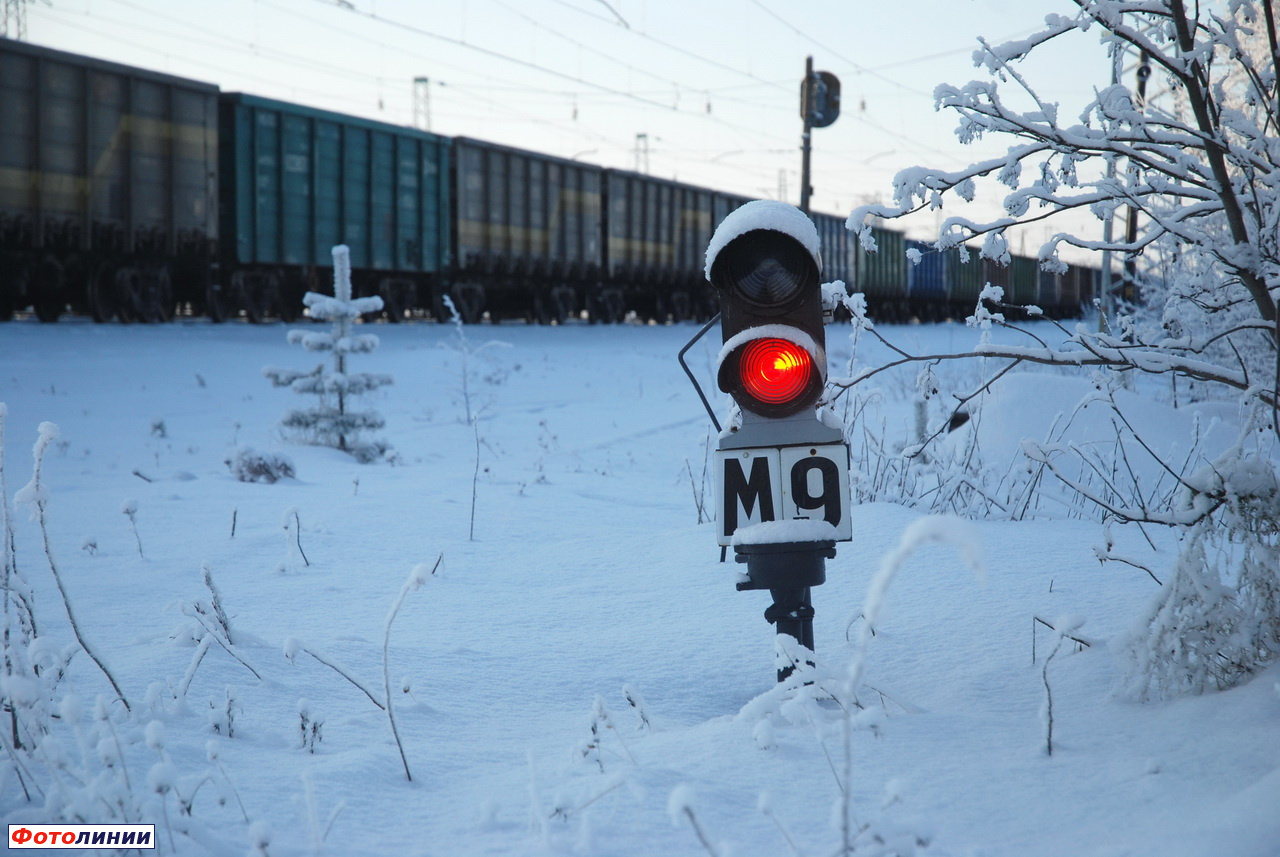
[
  {"x1": 2, "y1": 39, "x2": 1103, "y2": 326},
  {"x1": 0, "y1": 39, "x2": 218, "y2": 322},
  {"x1": 855, "y1": 225, "x2": 906, "y2": 318},
  {"x1": 218, "y1": 93, "x2": 450, "y2": 321}
]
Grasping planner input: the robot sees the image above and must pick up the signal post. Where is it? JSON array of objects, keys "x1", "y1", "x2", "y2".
[{"x1": 703, "y1": 200, "x2": 852, "y2": 681}]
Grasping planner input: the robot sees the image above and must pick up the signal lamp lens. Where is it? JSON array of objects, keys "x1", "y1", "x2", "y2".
[
  {"x1": 719, "y1": 231, "x2": 813, "y2": 306},
  {"x1": 739, "y1": 338, "x2": 813, "y2": 405}
]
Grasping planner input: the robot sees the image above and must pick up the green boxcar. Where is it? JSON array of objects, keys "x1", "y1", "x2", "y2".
[
  {"x1": 1010, "y1": 255, "x2": 1039, "y2": 306},
  {"x1": 219, "y1": 93, "x2": 449, "y2": 320},
  {"x1": 981, "y1": 256, "x2": 1011, "y2": 298},
  {"x1": 945, "y1": 246, "x2": 984, "y2": 309},
  {"x1": 856, "y1": 225, "x2": 906, "y2": 317},
  {"x1": 812, "y1": 210, "x2": 854, "y2": 289},
  {"x1": 0, "y1": 39, "x2": 218, "y2": 322}
]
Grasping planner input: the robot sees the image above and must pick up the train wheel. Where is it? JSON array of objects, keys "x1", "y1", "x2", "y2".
[
  {"x1": 33, "y1": 257, "x2": 65, "y2": 323},
  {"x1": 533, "y1": 293, "x2": 552, "y2": 325},
  {"x1": 552, "y1": 286, "x2": 575, "y2": 324},
  {"x1": 593, "y1": 288, "x2": 624, "y2": 324},
  {"x1": 241, "y1": 273, "x2": 278, "y2": 324},
  {"x1": 206, "y1": 282, "x2": 230, "y2": 323},
  {"x1": 33, "y1": 300, "x2": 62, "y2": 323},
  {"x1": 88, "y1": 262, "x2": 118, "y2": 322},
  {"x1": 378, "y1": 278, "x2": 412, "y2": 323},
  {"x1": 115, "y1": 268, "x2": 144, "y2": 323},
  {"x1": 669, "y1": 291, "x2": 691, "y2": 323},
  {"x1": 0, "y1": 259, "x2": 23, "y2": 321},
  {"x1": 453, "y1": 283, "x2": 485, "y2": 324},
  {"x1": 144, "y1": 267, "x2": 174, "y2": 323}
]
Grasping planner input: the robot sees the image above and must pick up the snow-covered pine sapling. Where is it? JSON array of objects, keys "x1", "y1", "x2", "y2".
[
  {"x1": 122, "y1": 498, "x2": 143, "y2": 558},
  {"x1": 15, "y1": 422, "x2": 129, "y2": 711},
  {"x1": 263, "y1": 244, "x2": 393, "y2": 463}
]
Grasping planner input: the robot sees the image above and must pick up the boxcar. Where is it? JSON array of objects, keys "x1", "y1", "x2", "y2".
[
  {"x1": 981, "y1": 255, "x2": 1011, "y2": 306},
  {"x1": 1010, "y1": 254, "x2": 1039, "y2": 306},
  {"x1": 811, "y1": 210, "x2": 855, "y2": 293},
  {"x1": 218, "y1": 92, "x2": 450, "y2": 322},
  {"x1": 601, "y1": 169, "x2": 725, "y2": 323},
  {"x1": 855, "y1": 225, "x2": 907, "y2": 319},
  {"x1": 944, "y1": 247, "x2": 986, "y2": 318},
  {"x1": 1058, "y1": 263, "x2": 1096, "y2": 317},
  {"x1": 0, "y1": 39, "x2": 217, "y2": 322},
  {"x1": 904, "y1": 239, "x2": 945, "y2": 320},
  {"x1": 451, "y1": 136, "x2": 601, "y2": 323}
]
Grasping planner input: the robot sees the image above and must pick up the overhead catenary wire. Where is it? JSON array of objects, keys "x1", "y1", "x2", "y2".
[{"x1": 27, "y1": 0, "x2": 1020, "y2": 207}]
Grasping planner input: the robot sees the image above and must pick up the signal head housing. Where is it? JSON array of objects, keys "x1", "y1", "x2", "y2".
[{"x1": 707, "y1": 201, "x2": 827, "y2": 419}]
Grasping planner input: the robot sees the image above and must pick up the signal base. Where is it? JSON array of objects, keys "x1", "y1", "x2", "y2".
[{"x1": 734, "y1": 539, "x2": 835, "y2": 590}]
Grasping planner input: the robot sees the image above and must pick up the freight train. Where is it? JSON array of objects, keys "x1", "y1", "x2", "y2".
[{"x1": 0, "y1": 39, "x2": 1099, "y2": 325}]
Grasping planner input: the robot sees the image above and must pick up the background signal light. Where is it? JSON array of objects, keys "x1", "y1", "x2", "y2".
[{"x1": 740, "y1": 338, "x2": 813, "y2": 405}]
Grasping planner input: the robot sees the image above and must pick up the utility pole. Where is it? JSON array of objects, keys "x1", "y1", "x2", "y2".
[
  {"x1": 800, "y1": 56, "x2": 814, "y2": 214},
  {"x1": 2, "y1": 0, "x2": 30, "y2": 40},
  {"x1": 634, "y1": 133, "x2": 650, "y2": 174},
  {"x1": 799, "y1": 56, "x2": 840, "y2": 214},
  {"x1": 412, "y1": 77, "x2": 431, "y2": 132}
]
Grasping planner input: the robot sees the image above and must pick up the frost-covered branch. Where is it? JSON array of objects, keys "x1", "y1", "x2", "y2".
[
  {"x1": 15, "y1": 423, "x2": 130, "y2": 712},
  {"x1": 833, "y1": 304, "x2": 1276, "y2": 410},
  {"x1": 851, "y1": 0, "x2": 1280, "y2": 339},
  {"x1": 383, "y1": 556, "x2": 441, "y2": 782}
]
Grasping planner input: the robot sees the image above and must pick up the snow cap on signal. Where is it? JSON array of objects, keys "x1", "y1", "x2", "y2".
[{"x1": 704, "y1": 199, "x2": 822, "y2": 281}]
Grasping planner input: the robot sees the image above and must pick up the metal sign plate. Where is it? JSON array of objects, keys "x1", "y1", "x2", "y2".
[{"x1": 714, "y1": 441, "x2": 851, "y2": 545}]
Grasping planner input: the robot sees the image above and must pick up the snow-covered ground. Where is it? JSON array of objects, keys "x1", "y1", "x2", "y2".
[{"x1": 2, "y1": 313, "x2": 1277, "y2": 856}]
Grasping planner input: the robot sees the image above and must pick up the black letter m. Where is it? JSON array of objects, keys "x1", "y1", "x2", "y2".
[{"x1": 723, "y1": 456, "x2": 775, "y2": 536}]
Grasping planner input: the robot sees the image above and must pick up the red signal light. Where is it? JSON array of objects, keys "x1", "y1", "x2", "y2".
[{"x1": 739, "y1": 337, "x2": 814, "y2": 406}]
